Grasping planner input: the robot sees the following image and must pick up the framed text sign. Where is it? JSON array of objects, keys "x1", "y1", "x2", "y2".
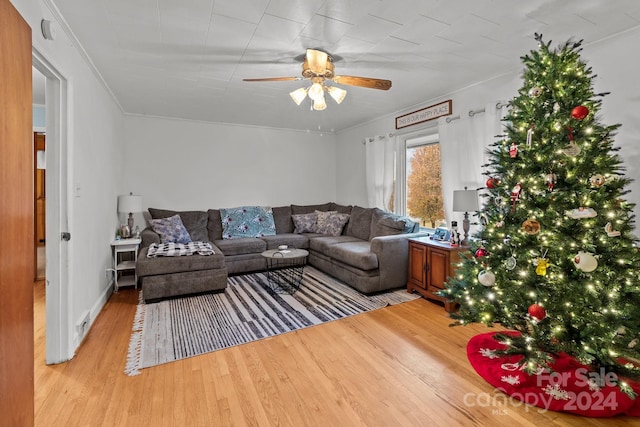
[{"x1": 395, "y1": 100, "x2": 452, "y2": 129}]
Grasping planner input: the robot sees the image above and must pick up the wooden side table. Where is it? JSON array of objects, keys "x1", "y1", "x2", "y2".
[
  {"x1": 407, "y1": 236, "x2": 467, "y2": 312},
  {"x1": 111, "y1": 238, "x2": 141, "y2": 292}
]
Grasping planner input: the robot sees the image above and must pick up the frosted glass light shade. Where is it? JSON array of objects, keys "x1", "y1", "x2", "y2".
[
  {"x1": 313, "y1": 96, "x2": 327, "y2": 111},
  {"x1": 327, "y1": 86, "x2": 347, "y2": 104},
  {"x1": 452, "y1": 189, "x2": 479, "y2": 212},
  {"x1": 308, "y1": 82, "x2": 324, "y2": 101},
  {"x1": 289, "y1": 87, "x2": 308, "y2": 105}
]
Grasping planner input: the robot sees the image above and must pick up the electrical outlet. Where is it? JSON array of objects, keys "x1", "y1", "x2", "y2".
[{"x1": 76, "y1": 312, "x2": 90, "y2": 339}]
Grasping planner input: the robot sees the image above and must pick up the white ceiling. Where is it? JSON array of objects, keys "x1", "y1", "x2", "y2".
[{"x1": 49, "y1": 0, "x2": 640, "y2": 132}]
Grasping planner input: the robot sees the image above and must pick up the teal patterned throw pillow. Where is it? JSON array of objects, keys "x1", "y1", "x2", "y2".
[{"x1": 220, "y1": 206, "x2": 276, "y2": 239}]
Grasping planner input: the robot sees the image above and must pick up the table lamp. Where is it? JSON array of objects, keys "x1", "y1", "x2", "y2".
[
  {"x1": 117, "y1": 193, "x2": 143, "y2": 238},
  {"x1": 452, "y1": 187, "x2": 479, "y2": 245}
]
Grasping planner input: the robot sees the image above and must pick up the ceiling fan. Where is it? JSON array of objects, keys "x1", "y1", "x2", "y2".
[{"x1": 243, "y1": 48, "x2": 392, "y2": 110}]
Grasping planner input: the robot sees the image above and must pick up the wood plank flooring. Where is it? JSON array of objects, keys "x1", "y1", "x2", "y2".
[{"x1": 33, "y1": 281, "x2": 636, "y2": 426}]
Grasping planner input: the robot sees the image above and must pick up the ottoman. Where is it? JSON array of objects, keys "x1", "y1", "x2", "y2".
[{"x1": 136, "y1": 243, "x2": 228, "y2": 302}]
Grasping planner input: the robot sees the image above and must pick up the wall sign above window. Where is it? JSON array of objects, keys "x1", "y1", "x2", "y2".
[{"x1": 395, "y1": 100, "x2": 452, "y2": 129}]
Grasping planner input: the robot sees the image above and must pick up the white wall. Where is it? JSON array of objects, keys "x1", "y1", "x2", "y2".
[
  {"x1": 336, "y1": 28, "x2": 640, "y2": 229},
  {"x1": 123, "y1": 116, "x2": 337, "y2": 213},
  {"x1": 11, "y1": 0, "x2": 126, "y2": 358}
]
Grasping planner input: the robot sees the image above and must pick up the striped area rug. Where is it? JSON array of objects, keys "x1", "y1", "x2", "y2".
[{"x1": 126, "y1": 266, "x2": 420, "y2": 375}]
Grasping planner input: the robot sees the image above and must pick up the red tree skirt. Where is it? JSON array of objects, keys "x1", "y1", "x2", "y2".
[{"x1": 467, "y1": 332, "x2": 640, "y2": 417}]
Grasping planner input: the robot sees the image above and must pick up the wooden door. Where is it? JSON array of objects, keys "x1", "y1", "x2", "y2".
[
  {"x1": 408, "y1": 242, "x2": 427, "y2": 290},
  {"x1": 0, "y1": 0, "x2": 34, "y2": 425},
  {"x1": 428, "y1": 249, "x2": 449, "y2": 291}
]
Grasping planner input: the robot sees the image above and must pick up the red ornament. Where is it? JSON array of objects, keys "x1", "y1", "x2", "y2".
[
  {"x1": 509, "y1": 142, "x2": 518, "y2": 158},
  {"x1": 486, "y1": 177, "x2": 499, "y2": 189},
  {"x1": 571, "y1": 105, "x2": 589, "y2": 120},
  {"x1": 510, "y1": 183, "x2": 522, "y2": 202},
  {"x1": 528, "y1": 304, "x2": 546, "y2": 321},
  {"x1": 475, "y1": 247, "x2": 488, "y2": 258}
]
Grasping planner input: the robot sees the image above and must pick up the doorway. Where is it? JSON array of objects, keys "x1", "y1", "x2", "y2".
[
  {"x1": 32, "y1": 49, "x2": 71, "y2": 364},
  {"x1": 33, "y1": 68, "x2": 46, "y2": 282},
  {"x1": 34, "y1": 131, "x2": 46, "y2": 280}
]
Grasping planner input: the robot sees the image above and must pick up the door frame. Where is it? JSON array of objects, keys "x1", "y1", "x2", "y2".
[{"x1": 32, "y1": 48, "x2": 72, "y2": 364}]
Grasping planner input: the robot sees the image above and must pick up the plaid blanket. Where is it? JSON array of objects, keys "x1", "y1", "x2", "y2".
[{"x1": 147, "y1": 241, "x2": 215, "y2": 257}]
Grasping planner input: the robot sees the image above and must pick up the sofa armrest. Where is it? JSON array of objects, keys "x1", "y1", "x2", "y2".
[
  {"x1": 141, "y1": 226, "x2": 161, "y2": 248},
  {"x1": 370, "y1": 232, "x2": 428, "y2": 288}
]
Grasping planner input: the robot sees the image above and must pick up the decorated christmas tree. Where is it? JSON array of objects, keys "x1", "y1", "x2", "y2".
[{"x1": 442, "y1": 34, "x2": 640, "y2": 395}]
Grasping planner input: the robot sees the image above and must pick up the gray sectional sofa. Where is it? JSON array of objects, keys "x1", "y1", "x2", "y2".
[{"x1": 136, "y1": 202, "x2": 424, "y2": 302}]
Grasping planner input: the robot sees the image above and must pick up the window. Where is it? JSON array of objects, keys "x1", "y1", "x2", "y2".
[{"x1": 394, "y1": 129, "x2": 445, "y2": 230}]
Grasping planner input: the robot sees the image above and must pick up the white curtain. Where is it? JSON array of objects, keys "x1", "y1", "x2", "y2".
[
  {"x1": 365, "y1": 134, "x2": 395, "y2": 209},
  {"x1": 439, "y1": 102, "x2": 508, "y2": 232}
]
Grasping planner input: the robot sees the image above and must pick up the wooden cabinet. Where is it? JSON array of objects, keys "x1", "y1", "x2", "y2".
[{"x1": 407, "y1": 237, "x2": 467, "y2": 312}]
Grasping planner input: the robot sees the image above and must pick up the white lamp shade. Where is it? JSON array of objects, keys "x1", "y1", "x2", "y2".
[
  {"x1": 117, "y1": 194, "x2": 143, "y2": 214},
  {"x1": 327, "y1": 86, "x2": 347, "y2": 104},
  {"x1": 452, "y1": 189, "x2": 479, "y2": 212},
  {"x1": 289, "y1": 87, "x2": 308, "y2": 105}
]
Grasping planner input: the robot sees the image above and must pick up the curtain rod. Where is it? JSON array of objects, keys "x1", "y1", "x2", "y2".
[
  {"x1": 469, "y1": 102, "x2": 508, "y2": 117},
  {"x1": 448, "y1": 102, "x2": 508, "y2": 122},
  {"x1": 363, "y1": 132, "x2": 396, "y2": 143}
]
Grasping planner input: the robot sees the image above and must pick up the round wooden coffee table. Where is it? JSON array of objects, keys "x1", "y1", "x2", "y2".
[{"x1": 261, "y1": 248, "x2": 309, "y2": 294}]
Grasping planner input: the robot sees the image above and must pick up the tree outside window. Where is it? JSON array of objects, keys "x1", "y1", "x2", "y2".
[{"x1": 406, "y1": 143, "x2": 445, "y2": 228}]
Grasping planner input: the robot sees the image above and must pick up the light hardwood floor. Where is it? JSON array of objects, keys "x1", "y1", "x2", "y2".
[{"x1": 33, "y1": 281, "x2": 636, "y2": 426}]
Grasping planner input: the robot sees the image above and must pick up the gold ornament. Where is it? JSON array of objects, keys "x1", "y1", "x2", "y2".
[
  {"x1": 522, "y1": 219, "x2": 541, "y2": 235},
  {"x1": 590, "y1": 174, "x2": 606, "y2": 187}
]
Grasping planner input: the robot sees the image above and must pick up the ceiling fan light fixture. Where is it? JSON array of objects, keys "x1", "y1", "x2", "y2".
[
  {"x1": 313, "y1": 96, "x2": 327, "y2": 111},
  {"x1": 327, "y1": 86, "x2": 347, "y2": 104},
  {"x1": 308, "y1": 82, "x2": 324, "y2": 102},
  {"x1": 289, "y1": 87, "x2": 308, "y2": 105}
]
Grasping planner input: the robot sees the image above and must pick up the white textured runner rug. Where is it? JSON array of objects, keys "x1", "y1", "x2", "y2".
[{"x1": 126, "y1": 266, "x2": 419, "y2": 375}]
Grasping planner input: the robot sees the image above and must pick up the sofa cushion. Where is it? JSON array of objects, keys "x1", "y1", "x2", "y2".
[
  {"x1": 291, "y1": 203, "x2": 332, "y2": 214},
  {"x1": 148, "y1": 208, "x2": 209, "y2": 242},
  {"x1": 207, "y1": 209, "x2": 223, "y2": 241},
  {"x1": 220, "y1": 206, "x2": 276, "y2": 239},
  {"x1": 148, "y1": 214, "x2": 192, "y2": 244},
  {"x1": 292, "y1": 212, "x2": 318, "y2": 233},
  {"x1": 310, "y1": 235, "x2": 362, "y2": 254},
  {"x1": 329, "y1": 202, "x2": 353, "y2": 214},
  {"x1": 328, "y1": 241, "x2": 378, "y2": 271},
  {"x1": 345, "y1": 206, "x2": 375, "y2": 241},
  {"x1": 272, "y1": 205, "x2": 294, "y2": 234},
  {"x1": 137, "y1": 246, "x2": 225, "y2": 276},
  {"x1": 260, "y1": 233, "x2": 310, "y2": 250},
  {"x1": 370, "y1": 208, "x2": 406, "y2": 239},
  {"x1": 213, "y1": 237, "x2": 267, "y2": 256},
  {"x1": 316, "y1": 212, "x2": 350, "y2": 236}
]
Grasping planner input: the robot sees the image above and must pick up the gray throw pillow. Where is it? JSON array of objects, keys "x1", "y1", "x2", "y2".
[
  {"x1": 292, "y1": 212, "x2": 318, "y2": 233},
  {"x1": 315, "y1": 210, "x2": 337, "y2": 230},
  {"x1": 148, "y1": 214, "x2": 192, "y2": 244},
  {"x1": 316, "y1": 213, "x2": 350, "y2": 236}
]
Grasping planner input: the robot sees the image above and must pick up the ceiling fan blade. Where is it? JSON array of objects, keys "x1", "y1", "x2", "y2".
[
  {"x1": 332, "y1": 75, "x2": 392, "y2": 90},
  {"x1": 306, "y1": 49, "x2": 329, "y2": 74},
  {"x1": 243, "y1": 77, "x2": 302, "y2": 82}
]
